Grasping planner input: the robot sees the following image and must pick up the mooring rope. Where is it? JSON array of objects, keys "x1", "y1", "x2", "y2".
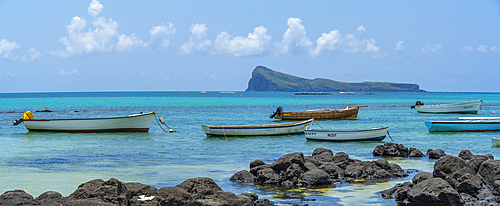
[
  {"x1": 359, "y1": 112, "x2": 370, "y2": 120},
  {"x1": 222, "y1": 126, "x2": 228, "y2": 140},
  {"x1": 313, "y1": 119, "x2": 323, "y2": 129},
  {"x1": 480, "y1": 102, "x2": 494, "y2": 114},
  {"x1": 154, "y1": 112, "x2": 175, "y2": 133},
  {"x1": 387, "y1": 130, "x2": 393, "y2": 141}
]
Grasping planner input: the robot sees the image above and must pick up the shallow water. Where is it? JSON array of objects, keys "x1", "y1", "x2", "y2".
[{"x1": 0, "y1": 91, "x2": 499, "y2": 205}]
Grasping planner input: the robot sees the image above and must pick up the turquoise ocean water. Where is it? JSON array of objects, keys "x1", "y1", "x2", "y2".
[{"x1": 1, "y1": 91, "x2": 499, "y2": 205}]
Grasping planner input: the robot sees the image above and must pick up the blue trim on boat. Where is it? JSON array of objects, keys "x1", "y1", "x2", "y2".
[
  {"x1": 305, "y1": 127, "x2": 388, "y2": 133},
  {"x1": 417, "y1": 110, "x2": 478, "y2": 114},
  {"x1": 205, "y1": 120, "x2": 312, "y2": 130},
  {"x1": 306, "y1": 135, "x2": 386, "y2": 142},
  {"x1": 207, "y1": 131, "x2": 306, "y2": 137},
  {"x1": 426, "y1": 121, "x2": 500, "y2": 132}
]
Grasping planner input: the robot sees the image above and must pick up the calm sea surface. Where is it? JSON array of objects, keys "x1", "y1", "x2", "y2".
[{"x1": 1, "y1": 91, "x2": 499, "y2": 205}]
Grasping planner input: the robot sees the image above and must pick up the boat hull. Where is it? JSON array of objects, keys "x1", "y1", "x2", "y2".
[
  {"x1": 415, "y1": 100, "x2": 481, "y2": 114},
  {"x1": 492, "y1": 137, "x2": 500, "y2": 147},
  {"x1": 22, "y1": 112, "x2": 155, "y2": 132},
  {"x1": 425, "y1": 121, "x2": 500, "y2": 132},
  {"x1": 305, "y1": 127, "x2": 388, "y2": 141},
  {"x1": 275, "y1": 106, "x2": 364, "y2": 120},
  {"x1": 202, "y1": 119, "x2": 313, "y2": 137}
]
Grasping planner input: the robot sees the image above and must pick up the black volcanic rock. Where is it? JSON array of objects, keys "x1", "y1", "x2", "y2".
[
  {"x1": 0, "y1": 190, "x2": 37, "y2": 206},
  {"x1": 373, "y1": 143, "x2": 410, "y2": 157},
  {"x1": 382, "y1": 150, "x2": 500, "y2": 205},
  {"x1": 427, "y1": 149, "x2": 447, "y2": 159},
  {"x1": 245, "y1": 66, "x2": 424, "y2": 92},
  {"x1": 3, "y1": 177, "x2": 275, "y2": 206},
  {"x1": 231, "y1": 148, "x2": 408, "y2": 188}
]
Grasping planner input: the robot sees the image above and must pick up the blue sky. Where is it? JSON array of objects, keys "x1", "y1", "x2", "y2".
[{"x1": 1, "y1": 1, "x2": 499, "y2": 92}]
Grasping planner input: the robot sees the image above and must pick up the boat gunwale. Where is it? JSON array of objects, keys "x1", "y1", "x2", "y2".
[
  {"x1": 305, "y1": 127, "x2": 388, "y2": 133},
  {"x1": 26, "y1": 128, "x2": 150, "y2": 133},
  {"x1": 284, "y1": 106, "x2": 364, "y2": 114},
  {"x1": 427, "y1": 121, "x2": 500, "y2": 125},
  {"x1": 202, "y1": 119, "x2": 313, "y2": 129},
  {"x1": 459, "y1": 117, "x2": 500, "y2": 120},
  {"x1": 206, "y1": 131, "x2": 306, "y2": 137},
  {"x1": 22, "y1": 112, "x2": 156, "y2": 122},
  {"x1": 416, "y1": 99, "x2": 481, "y2": 108}
]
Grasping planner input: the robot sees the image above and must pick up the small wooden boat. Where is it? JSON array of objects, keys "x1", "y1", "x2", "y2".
[
  {"x1": 425, "y1": 117, "x2": 500, "y2": 132},
  {"x1": 202, "y1": 119, "x2": 313, "y2": 137},
  {"x1": 412, "y1": 99, "x2": 482, "y2": 114},
  {"x1": 492, "y1": 137, "x2": 500, "y2": 147},
  {"x1": 15, "y1": 111, "x2": 156, "y2": 132},
  {"x1": 305, "y1": 126, "x2": 388, "y2": 141},
  {"x1": 270, "y1": 105, "x2": 367, "y2": 120}
]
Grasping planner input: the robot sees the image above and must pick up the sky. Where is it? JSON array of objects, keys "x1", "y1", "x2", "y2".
[{"x1": 1, "y1": 1, "x2": 499, "y2": 92}]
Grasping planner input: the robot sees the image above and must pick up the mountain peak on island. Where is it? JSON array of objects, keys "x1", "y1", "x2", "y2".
[{"x1": 245, "y1": 66, "x2": 424, "y2": 92}]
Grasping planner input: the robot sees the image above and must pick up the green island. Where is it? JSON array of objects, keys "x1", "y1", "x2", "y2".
[{"x1": 245, "y1": 66, "x2": 425, "y2": 92}]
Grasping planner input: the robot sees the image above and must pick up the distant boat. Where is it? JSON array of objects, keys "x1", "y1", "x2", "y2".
[
  {"x1": 294, "y1": 92, "x2": 331, "y2": 95},
  {"x1": 270, "y1": 106, "x2": 367, "y2": 120},
  {"x1": 492, "y1": 137, "x2": 500, "y2": 147},
  {"x1": 425, "y1": 117, "x2": 500, "y2": 132},
  {"x1": 412, "y1": 99, "x2": 482, "y2": 114},
  {"x1": 15, "y1": 111, "x2": 156, "y2": 132},
  {"x1": 305, "y1": 126, "x2": 388, "y2": 141},
  {"x1": 202, "y1": 119, "x2": 313, "y2": 137}
]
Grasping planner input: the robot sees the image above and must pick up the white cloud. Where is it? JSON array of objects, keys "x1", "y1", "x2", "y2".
[
  {"x1": 372, "y1": 53, "x2": 388, "y2": 59},
  {"x1": 274, "y1": 17, "x2": 312, "y2": 56},
  {"x1": 476, "y1": 45, "x2": 487, "y2": 52},
  {"x1": 214, "y1": 26, "x2": 271, "y2": 57},
  {"x1": 421, "y1": 44, "x2": 442, "y2": 53},
  {"x1": 343, "y1": 34, "x2": 380, "y2": 53},
  {"x1": 394, "y1": 41, "x2": 404, "y2": 51},
  {"x1": 357, "y1": 25, "x2": 366, "y2": 33},
  {"x1": 54, "y1": 0, "x2": 150, "y2": 57},
  {"x1": 0, "y1": 39, "x2": 41, "y2": 61},
  {"x1": 3, "y1": 71, "x2": 22, "y2": 77},
  {"x1": 59, "y1": 69, "x2": 80, "y2": 76},
  {"x1": 23, "y1": 48, "x2": 42, "y2": 61},
  {"x1": 180, "y1": 23, "x2": 212, "y2": 54},
  {"x1": 461, "y1": 45, "x2": 474, "y2": 52},
  {"x1": 117, "y1": 34, "x2": 148, "y2": 52},
  {"x1": 462, "y1": 45, "x2": 499, "y2": 53},
  {"x1": 161, "y1": 39, "x2": 170, "y2": 48},
  {"x1": 0, "y1": 39, "x2": 21, "y2": 59},
  {"x1": 309, "y1": 30, "x2": 341, "y2": 58},
  {"x1": 149, "y1": 22, "x2": 176, "y2": 49},
  {"x1": 190, "y1": 23, "x2": 208, "y2": 40},
  {"x1": 309, "y1": 26, "x2": 383, "y2": 59},
  {"x1": 54, "y1": 16, "x2": 119, "y2": 57},
  {"x1": 88, "y1": 0, "x2": 104, "y2": 17}
]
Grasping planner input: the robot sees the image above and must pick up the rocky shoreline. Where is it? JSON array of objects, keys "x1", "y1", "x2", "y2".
[
  {"x1": 230, "y1": 147, "x2": 409, "y2": 187},
  {"x1": 0, "y1": 178, "x2": 274, "y2": 206},
  {"x1": 2, "y1": 144, "x2": 500, "y2": 206}
]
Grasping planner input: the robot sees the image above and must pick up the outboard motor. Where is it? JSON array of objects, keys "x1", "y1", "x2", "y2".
[
  {"x1": 13, "y1": 118, "x2": 23, "y2": 125},
  {"x1": 410, "y1": 101, "x2": 424, "y2": 109},
  {"x1": 13, "y1": 111, "x2": 34, "y2": 125},
  {"x1": 270, "y1": 106, "x2": 283, "y2": 118}
]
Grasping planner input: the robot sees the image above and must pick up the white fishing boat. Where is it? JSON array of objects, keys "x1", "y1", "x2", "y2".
[
  {"x1": 492, "y1": 137, "x2": 500, "y2": 147},
  {"x1": 412, "y1": 99, "x2": 482, "y2": 114},
  {"x1": 14, "y1": 111, "x2": 156, "y2": 132},
  {"x1": 202, "y1": 119, "x2": 313, "y2": 137},
  {"x1": 305, "y1": 126, "x2": 388, "y2": 141},
  {"x1": 425, "y1": 117, "x2": 500, "y2": 132}
]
